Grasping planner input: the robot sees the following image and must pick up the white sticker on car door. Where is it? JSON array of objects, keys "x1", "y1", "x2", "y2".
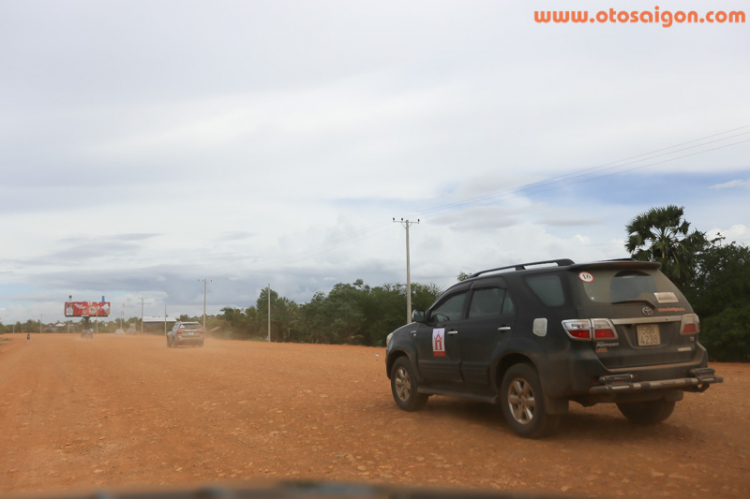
[{"x1": 432, "y1": 328, "x2": 446, "y2": 357}]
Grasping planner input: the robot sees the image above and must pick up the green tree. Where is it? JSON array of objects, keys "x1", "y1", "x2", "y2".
[
  {"x1": 625, "y1": 205, "x2": 708, "y2": 287},
  {"x1": 217, "y1": 279, "x2": 441, "y2": 347},
  {"x1": 700, "y1": 305, "x2": 750, "y2": 362},
  {"x1": 683, "y1": 242, "x2": 750, "y2": 318},
  {"x1": 411, "y1": 282, "x2": 442, "y2": 311},
  {"x1": 682, "y1": 241, "x2": 750, "y2": 362},
  {"x1": 217, "y1": 306, "x2": 261, "y2": 338},
  {"x1": 360, "y1": 283, "x2": 407, "y2": 346},
  {"x1": 313, "y1": 282, "x2": 367, "y2": 344},
  {"x1": 257, "y1": 288, "x2": 297, "y2": 342}
]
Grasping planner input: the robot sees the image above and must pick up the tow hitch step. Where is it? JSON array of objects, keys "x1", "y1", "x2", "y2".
[
  {"x1": 589, "y1": 368, "x2": 723, "y2": 395},
  {"x1": 598, "y1": 374, "x2": 635, "y2": 384},
  {"x1": 690, "y1": 368, "x2": 721, "y2": 384}
]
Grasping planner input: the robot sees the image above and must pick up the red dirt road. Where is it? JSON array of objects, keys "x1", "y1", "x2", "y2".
[{"x1": 1, "y1": 333, "x2": 748, "y2": 497}]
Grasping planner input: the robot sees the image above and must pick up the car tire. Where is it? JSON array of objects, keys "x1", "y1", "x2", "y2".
[
  {"x1": 500, "y1": 363, "x2": 560, "y2": 439},
  {"x1": 390, "y1": 357, "x2": 428, "y2": 412},
  {"x1": 616, "y1": 399, "x2": 675, "y2": 425}
]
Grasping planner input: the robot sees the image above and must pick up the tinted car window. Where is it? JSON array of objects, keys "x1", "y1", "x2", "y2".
[
  {"x1": 526, "y1": 274, "x2": 565, "y2": 307},
  {"x1": 576, "y1": 269, "x2": 680, "y2": 305},
  {"x1": 430, "y1": 292, "x2": 467, "y2": 322},
  {"x1": 609, "y1": 271, "x2": 657, "y2": 302},
  {"x1": 502, "y1": 294, "x2": 515, "y2": 315},
  {"x1": 469, "y1": 288, "x2": 507, "y2": 318},
  {"x1": 179, "y1": 323, "x2": 202, "y2": 330}
]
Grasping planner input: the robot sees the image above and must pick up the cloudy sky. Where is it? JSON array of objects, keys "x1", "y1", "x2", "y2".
[{"x1": 1, "y1": 0, "x2": 749, "y2": 324}]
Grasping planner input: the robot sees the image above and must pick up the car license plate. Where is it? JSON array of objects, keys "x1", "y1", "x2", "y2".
[
  {"x1": 637, "y1": 324, "x2": 660, "y2": 346},
  {"x1": 186, "y1": 332, "x2": 193, "y2": 336}
]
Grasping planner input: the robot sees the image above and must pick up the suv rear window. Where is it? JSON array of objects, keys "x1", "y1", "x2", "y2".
[
  {"x1": 525, "y1": 274, "x2": 566, "y2": 307},
  {"x1": 575, "y1": 269, "x2": 682, "y2": 305},
  {"x1": 179, "y1": 323, "x2": 202, "y2": 330}
]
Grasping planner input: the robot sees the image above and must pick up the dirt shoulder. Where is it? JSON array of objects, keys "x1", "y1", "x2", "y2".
[{"x1": 0, "y1": 333, "x2": 747, "y2": 498}]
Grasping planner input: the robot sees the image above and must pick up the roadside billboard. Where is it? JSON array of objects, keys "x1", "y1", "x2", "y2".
[{"x1": 65, "y1": 302, "x2": 111, "y2": 317}]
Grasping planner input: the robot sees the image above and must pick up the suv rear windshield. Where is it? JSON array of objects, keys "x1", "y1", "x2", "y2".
[
  {"x1": 179, "y1": 323, "x2": 202, "y2": 330},
  {"x1": 573, "y1": 268, "x2": 684, "y2": 306}
]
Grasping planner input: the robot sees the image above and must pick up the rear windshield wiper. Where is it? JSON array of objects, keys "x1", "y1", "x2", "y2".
[{"x1": 611, "y1": 297, "x2": 657, "y2": 308}]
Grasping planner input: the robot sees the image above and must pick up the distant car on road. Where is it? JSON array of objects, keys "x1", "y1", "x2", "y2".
[
  {"x1": 114, "y1": 328, "x2": 125, "y2": 336},
  {"x1": 125, "y1": 326, "x2": 137, "y2": 336},
  {"x1": 81, "y1": 329, "x2": 93, "y2": 339},
  {"x1": 167, "y1": 321, "x2": 205, "y2": 348}
]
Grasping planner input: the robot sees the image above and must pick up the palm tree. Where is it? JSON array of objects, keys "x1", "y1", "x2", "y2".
[{"x1": 625, "y1": 205, "x2": 708, "y2": 287}]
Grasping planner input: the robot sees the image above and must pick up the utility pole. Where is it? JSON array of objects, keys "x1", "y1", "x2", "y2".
[
  {"x1": 139, "y1": 297, "x2": 145, "y2": 334},
  {"x1": 267, "y1": 283, "x2": 271, "y2": 342},
  {"x1": 393, "y1": 217, "x2": 420, "y2": 323},
  {"x1": 199, "y1": 279, "x2": 211, "y2": 329},
  {"x1": 164, "y1": 304, "x2": 168, "y2": 336}
]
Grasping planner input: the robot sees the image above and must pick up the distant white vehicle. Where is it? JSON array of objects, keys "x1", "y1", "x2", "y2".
[
  {"x1": 167, "y1": 321, "x2": 205, "y2": 348},
  {"x1": 114, "y1": 328, "x2": 125, "y2": 335}
]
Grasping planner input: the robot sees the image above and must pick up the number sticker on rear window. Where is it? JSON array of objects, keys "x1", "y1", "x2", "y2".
[{"x1": 579, "y1": 272, "x2": 594, "y2": 283}]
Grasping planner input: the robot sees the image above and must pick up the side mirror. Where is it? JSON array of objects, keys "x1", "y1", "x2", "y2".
[{"x1": 412, "y1": 309, "x2": 426, "y2": 323}]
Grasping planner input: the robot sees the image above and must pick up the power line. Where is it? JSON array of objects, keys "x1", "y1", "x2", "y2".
[
  {"x1": 420, "y1": 128, "x2": 750, "y2": 218},
  {"x1": 254, "y1": 125, "x2": 750, "y2": 269},
  {"x1": 471, "y1": 137, "x2": 749, "y2": 215}
]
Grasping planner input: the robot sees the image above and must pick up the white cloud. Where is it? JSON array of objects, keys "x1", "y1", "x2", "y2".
[
  {"x1": 710, "y1": 179, "x2": 750, "y2": 190},
  {"x1": 707, "y1": 225, "x2": 749, "y2": 245},
  {"x1": 1, "y1": 0, "x2": 749, "y2": 323}
]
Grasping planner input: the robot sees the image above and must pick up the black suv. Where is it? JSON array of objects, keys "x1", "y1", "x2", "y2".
[{"x1": 385, "y1": 259, "x2": 723, "y2": 438}]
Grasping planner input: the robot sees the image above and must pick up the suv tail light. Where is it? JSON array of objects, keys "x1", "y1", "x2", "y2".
[
  {"x1": 562, "y1": 319, "x2": 618, "y2": 341},
  {"x1": 681, "y1": 313, "x2": 700, "y2": 335},
  {"x1": 592, "y1": 319, "x2": 617, "y2": 339},
  {"x1": 562, "y1": 320, "x2": 591, "y2": 339}
]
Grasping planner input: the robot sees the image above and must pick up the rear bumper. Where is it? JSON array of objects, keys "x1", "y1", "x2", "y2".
[
  {"x1": 175, "y1": 336, "x2": 203, "y2": 344},
  {"x1": 588, "y1": 368, "x2": 723, "y2": 395}
]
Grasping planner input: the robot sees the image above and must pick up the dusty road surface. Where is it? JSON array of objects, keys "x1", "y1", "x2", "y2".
[{"x1": 1, "y1": 333, "x2": 748, "y2": 498}]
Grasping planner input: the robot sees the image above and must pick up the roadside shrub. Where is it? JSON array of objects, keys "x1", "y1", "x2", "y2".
[{"x1": 700, "y1": 305, "x2": 750, "y2": 362}]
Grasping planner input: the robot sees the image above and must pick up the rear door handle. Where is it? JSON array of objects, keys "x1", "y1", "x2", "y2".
[
  {"x1": 448, "y1": 330, "x2": 459, "y2": 335},
  {"x1": 498, "y1": 326, "x2": 511, "y2": 332}
]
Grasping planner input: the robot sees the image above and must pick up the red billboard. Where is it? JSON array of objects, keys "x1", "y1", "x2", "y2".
[{"x1": 65, "y1": 302, "x2": 111, "y2": 317}]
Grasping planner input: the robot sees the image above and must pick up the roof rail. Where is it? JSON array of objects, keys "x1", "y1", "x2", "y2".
[{"x1": 469, "y1": 259, "x2": 575, "y2": 278}]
